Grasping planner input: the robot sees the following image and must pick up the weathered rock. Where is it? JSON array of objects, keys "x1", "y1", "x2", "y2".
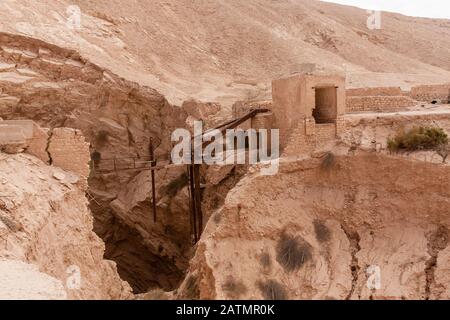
[
  {"x1": 0, "y1": 152, "x2": 132, "y2": 299},
  {"x1": 178, "y1": 154, "x2": 450, "y2": 300}
]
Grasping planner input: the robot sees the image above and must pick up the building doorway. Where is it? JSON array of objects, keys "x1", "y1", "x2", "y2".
[{"x1": 313, "y1": 86, "x2": 337, "y2": 123}]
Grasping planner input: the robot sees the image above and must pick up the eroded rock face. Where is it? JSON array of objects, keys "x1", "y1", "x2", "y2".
[
  {"x1": 178, "y1": 154, "x2": 450, "y2": 300},
  {"x1": 0, "y1": 32, "x2": 191, "y2": 293},
  {"x1": 0, "y1": 152, "x2": 132, "y2": 299}
]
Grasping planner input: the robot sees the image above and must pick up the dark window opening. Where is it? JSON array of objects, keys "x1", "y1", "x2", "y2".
[{"x1": 313, "y1": 87, "x2": 337, "y2": 124}]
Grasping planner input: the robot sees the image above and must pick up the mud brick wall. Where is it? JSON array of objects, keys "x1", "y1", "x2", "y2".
[
  {"x1": 410, "y1": 84, "x2": 450, "y2": 102},
  {"x1": 251, "y1": 112, "x2": 274, "y2": 130},
  {"x1": 347, "y1": 96, "x2": 416, "y2": 112},
  {"x1": 232, "y1": 100, "x2": 274, "y2": 130},
  {"x1": 0, "y1": 123, "x2": 26, "y2": 144},
  {"x1": 336, "y1": 117, "x2": 346, "y2": 135},
  {"x1": 347, "y1": 87, "x2": 402, "y2": 97},
  {"x1": 283, "y1": 121, "x2": 337, "y2": 156},
  {"x1": 0, "y1": 120, "x2": 49, "y2": 162},
  {"x1": 283, "y1": 121, "x2": 314, "y2": 156},
  {"x1": 232, "y1": 100, "x2": 273, "y2": 117},
  {"x1": 48, "y1": 128, "x2": 90, "y2": 188},
  {"x1": 315, "y1": 123, "x2": 337, "y2": 141},
  {"x1": 28, "y1": 123, "x2": 50, "y2": 163}
]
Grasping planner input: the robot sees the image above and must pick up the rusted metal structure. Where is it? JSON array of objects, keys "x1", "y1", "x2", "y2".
[{"x1": 91, "y1": 108, "x2": 269, "y2": 243}]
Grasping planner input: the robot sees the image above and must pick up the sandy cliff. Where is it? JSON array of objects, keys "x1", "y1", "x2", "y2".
[
  {"x1": 0, "y1": 152, "x2": 132, "y2": 299},
  {"x1": 179, "y1": 153, "x2": 450, "y2": 300}
]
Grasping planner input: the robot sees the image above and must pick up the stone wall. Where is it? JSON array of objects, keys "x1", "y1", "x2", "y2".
[
  {"x1": 232, "y1": 100, "x2": 274, "y2": 130},
  {"x1": 316, "y1": 123, "x2": 337, "y2": 141},
  {"x1": 272, "y1": 74, "x2": 346, "y2": 149},
  {"x1": 28, "y1": 122, "x2": 50, "y2": 163},
  {"x1": 232, "y1": 100, "x2": 273, "y2": 117},
  {"x1": 283, "y1": 120, "x2": 337, "y2": 156},
  {"x1": 0, "y1": 120, "x2": 90, "y2": 188},
  {"x1": 342, "y1": 111, "x2": 450, "y2": 155},
  {"x1": 410, "y1": 84, "x2": 450, "y2": 103},
  {"x1": 251, "y1": 112, "x2": 274, "y2": 130},
  {"x1": 346, "y1": 96, "x2": 417, "y2": 112},
  {"x1": 0, "y1": 120, "x2": 48, "y2": 160},
  {"x1": 346, "y1": 87, "x2": 402, "y2": 97},
  {"x1": 47, "y1": 128, "x2": 90, "y2": 189}
]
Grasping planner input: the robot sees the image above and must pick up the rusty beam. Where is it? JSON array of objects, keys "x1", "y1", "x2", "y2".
[
  {"x1": 188, "y1": 164, "x2": 198, "y2": 243},
  {"x1": 186, "y1": 165, "x2": 195, "y2": 244},
  {"x1": 193, "y1": 164, "x2": 203, "y2": 240},
  {"x1": 149, "y1": 138, "x2": 157, "y2": 223},
  {"x1": 93, "y1": 108, "x2": 269, "y2": 174}
]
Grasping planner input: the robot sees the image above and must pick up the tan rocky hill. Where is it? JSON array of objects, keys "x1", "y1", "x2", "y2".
[
  {"x1": 1, "y1": 0, "x2": 449, "y2": 106},
  {"x1": 1, "y1": 0, "x2": 450, "y2": 300}
]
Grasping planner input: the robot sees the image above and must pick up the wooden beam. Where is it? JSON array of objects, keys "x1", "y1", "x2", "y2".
[
  {"x1": 149, "y1": 138, "x2": 157, "y2": 223},
  {"x1": 188, "y1": 164, "x2": 198, "y2": 243},
  {"x1": 193, "y1": 164, "x2": 203, "y2": 240}
]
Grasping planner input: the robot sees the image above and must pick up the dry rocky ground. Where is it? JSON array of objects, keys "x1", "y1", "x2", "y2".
[
  {"x1": 178, "y1": 153, "x2": 450, "y2": 300},
  {"x1": 0, "y1": 153, "x2": 131, "y2": 299},
  {"x1": 0, "y1": 0, "x2": 449, "y2": 300}
]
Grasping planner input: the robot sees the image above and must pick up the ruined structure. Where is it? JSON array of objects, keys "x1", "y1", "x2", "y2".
[
  {"x1": 271, "y1": 73, "x2": 346, "y2": 150},
  {"x1": 411, "y1": 84, "x2": 450, "y2": 104},
  {"x1": 0, "y1": 132, "x2": 131, "y2": 300},
  {"x1": 178, "y1": 74, "x2": 450, "y2": 301},
  {"x1": 233, "y1": 73, "x2": 450, "y2": 157},
  {"x1": 0, "y1": 120, "x2": 90, "y2": 189}
]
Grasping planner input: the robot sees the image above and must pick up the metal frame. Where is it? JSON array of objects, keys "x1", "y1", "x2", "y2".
[{"x1": 91, "y1": 108, "x2": 269, "y2": 243}]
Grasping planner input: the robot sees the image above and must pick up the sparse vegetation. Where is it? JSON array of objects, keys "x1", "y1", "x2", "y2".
[
  {"x1": 95, "y1": 130, "x2": 109, "y2": 147},
  {"x1": 184, "y1": 274, "x2": 200, "y2": 299},
  {"x1": 0, "y1": 213, "x2": 18, "y2": 231},
  {"x1": 259, "y1": 252, "x2": 272, "y2": 270},
  {"x1": 321, "y1": 152, "x2": 336, "y2": 170},
  {"x1": 91, "y1": 151, "x2": 101, "y2": 161},
  {"x1": 222, "y1": 277, "x2": 247, "y2": 298},
  {"x1": 313, "y1": 219, "x2": 331, "y2": 243},
  {"x1": 213, "y1": 212, "x2": 221, "y2": 224},
  {"x1": 257, "y1": 279, "x2": 287, "y2": 300},
  {"x1": 387, "y1": 126, "x2": 448, "y2": 152},
  {"x1": 163, "y1": 173, "x2": 189, "y2": 198},
  {"x1": 436, "y1": 143, "x2": 450, "y2": 163},
  {"x1": 90, "y1": 151, "x2": 102, "y2": 170},
  {"x1": 276, "y1": 232, "x2": 313, "y2": 272}
]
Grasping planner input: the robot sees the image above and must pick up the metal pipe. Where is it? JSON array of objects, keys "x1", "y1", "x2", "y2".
[
  {"x1": 150, "y1": 138, "x2": 157, "y2": 223},
  {"x1": 189, "y1": 164, "x2": 198, "y2": 243}
]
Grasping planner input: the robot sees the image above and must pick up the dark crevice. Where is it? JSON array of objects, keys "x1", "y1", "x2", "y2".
[
  {"x1": 100, "y1": 215, "x2": 185, "y2": 294},
  {"x1": 45, "y1": 128, "x2": 54, "y2": 165},
  {"x1": 340, "y1": 224, "x2": 361, "y2": 300},
  {"x1": 424, "y1": 225, "x2": 449, "y2": 300}
]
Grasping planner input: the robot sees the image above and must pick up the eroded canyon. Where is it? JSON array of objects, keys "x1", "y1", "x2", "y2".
[{"x1": 1, "y1": 0, "x2": 450, "y2": 300}]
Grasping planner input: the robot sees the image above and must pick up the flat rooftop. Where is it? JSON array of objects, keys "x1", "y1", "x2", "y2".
[{"x1": 345, "y1": 104, "x2": 450, "y2": 119}]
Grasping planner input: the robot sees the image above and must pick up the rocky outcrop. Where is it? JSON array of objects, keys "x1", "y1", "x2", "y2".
[
  {"x1": 342, "y1": 110, "x2": 450, "y2": 161},
  {"x1": 0, "y1": 31, "x2": 252, "y2": 294},
  {"x1": 0, "y1": 152, "x2": 132, "y2": 299},
  {"x1": 178, "y1": 153, "x2": 450, "y2": 300},
  {"x1": 0, "y1": 32, "x2": 190, "y2": 293}
]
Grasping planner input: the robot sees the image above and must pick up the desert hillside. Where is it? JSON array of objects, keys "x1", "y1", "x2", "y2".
[
  {"x1": 1, "y1": 0, "x2": 450, "y2": 301},
  {"x1": 1, "y1": 0, "x2": 450, "y2": 105}
]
